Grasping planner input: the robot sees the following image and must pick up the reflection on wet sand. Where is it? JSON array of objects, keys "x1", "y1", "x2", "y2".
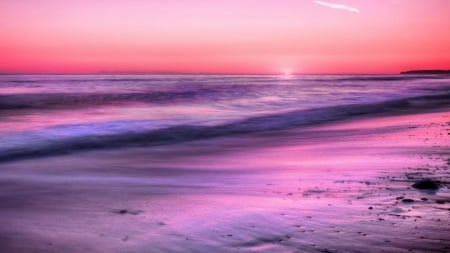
[{"x1": 0, "y1": 111, "x2": 449, "y2": 253}]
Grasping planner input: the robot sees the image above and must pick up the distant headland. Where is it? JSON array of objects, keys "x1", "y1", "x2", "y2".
[{"x1": 401, "y1": 69, "x2": 450, "y2": 75}]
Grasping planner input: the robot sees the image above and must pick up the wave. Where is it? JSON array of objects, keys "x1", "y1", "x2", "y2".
[
  {"x1": 0, "y1": 92, "x2": 449, "y2": 163},
  {"x1": 0, "y1": 90, "x2": 219, "y2": 110}
]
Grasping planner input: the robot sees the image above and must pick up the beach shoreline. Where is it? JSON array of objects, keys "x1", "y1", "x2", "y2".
[{"x1": 0, "y1": 108, "x2": 449, "y2": 252}]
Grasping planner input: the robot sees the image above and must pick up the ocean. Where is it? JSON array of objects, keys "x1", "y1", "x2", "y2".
[
  {"x1": 0, "y1": 74, "x2": 449, "y2": 162},
  {"x1": 0, "y1": 74, "x2": 449, "y2": 252}
]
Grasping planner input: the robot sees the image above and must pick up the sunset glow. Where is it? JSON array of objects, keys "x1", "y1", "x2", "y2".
[{"x1": 1, "y1": 0, "x2": 450, "y2": 74}]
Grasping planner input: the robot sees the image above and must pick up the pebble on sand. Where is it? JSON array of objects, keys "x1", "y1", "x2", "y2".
[
  {"x1": 412, "y1": 180, "x2": 440, "y2": 191},
  {"x1": 112, "y1": 209, "x2": 143, "y2": 215}
]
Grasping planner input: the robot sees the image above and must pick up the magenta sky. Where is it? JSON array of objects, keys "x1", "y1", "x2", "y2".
[{"x1": 1, "y1": 0, "x2": 450, "y2": 74}]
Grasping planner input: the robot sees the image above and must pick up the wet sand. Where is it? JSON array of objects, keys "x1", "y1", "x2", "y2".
[{"x1": 0, "y1": 111, "x2": 449, "y2": 253}]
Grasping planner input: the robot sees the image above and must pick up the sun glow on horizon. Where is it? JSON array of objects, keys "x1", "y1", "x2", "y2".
[{"x1": 283, "y1": 69, "x2": 293, "y2": 76}]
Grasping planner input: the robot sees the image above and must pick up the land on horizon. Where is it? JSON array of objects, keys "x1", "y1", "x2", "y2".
[{"x1": 400, "y1": 69, "x2": 450, "y2": 75}]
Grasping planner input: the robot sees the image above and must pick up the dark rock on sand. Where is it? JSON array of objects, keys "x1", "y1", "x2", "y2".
[
  {"x1": 412, "y1": 180, "x2": 440, "y2": 191},
  {"x1": 402, "y1": 199, "x2": 415, "y2": 203},
  {"x1": 112, "y1": 209, "x2": 143, "y2": 215}
]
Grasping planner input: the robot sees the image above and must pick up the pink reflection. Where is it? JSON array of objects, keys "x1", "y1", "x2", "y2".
[{"x1": 0, "y1": 111, "x2": 448, "y2": 252}]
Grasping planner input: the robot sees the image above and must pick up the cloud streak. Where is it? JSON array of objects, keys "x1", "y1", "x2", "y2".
[{"x1": 314, "y1": 0, "x2": 360, "y2": 13}]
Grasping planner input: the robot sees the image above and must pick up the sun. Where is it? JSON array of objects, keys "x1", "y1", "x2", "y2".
[{"x1": 283, "y1": 70, "x2": 291, "y2": 76}]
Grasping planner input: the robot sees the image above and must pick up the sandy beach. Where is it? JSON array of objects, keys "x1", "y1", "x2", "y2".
[{"x1": 0, "y1": 108, "x2": 448, "y2": 253}]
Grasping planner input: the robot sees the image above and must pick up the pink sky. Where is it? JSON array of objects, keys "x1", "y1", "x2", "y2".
[{"x1": 1, "y1": 0, "x2": 449, "y2": 74}]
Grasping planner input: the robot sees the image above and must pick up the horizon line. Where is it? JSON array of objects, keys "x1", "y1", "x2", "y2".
[
  {"x1": 0, "y1": 71, "x2": 405, "y2": 76},
  {"x1": 1, "y1": 69, "x2": 448, "y2": 76}
]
